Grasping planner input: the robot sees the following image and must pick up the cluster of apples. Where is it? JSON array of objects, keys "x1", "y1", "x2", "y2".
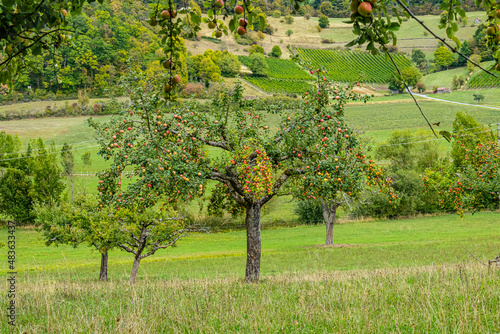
[
  {"x1": 206, "y1": 1, "x2": 247, "y2": 37},
  {"x1": 350, "y1": 0, "x2": 376, "y2": 22},
  {"x1": 207, "y1": 0, "x2": 225, "y2": 34},
  {"x1": 234, "y1": 5, "x2": 248, "y2": 36},
  {"x1": 146, "y1": 7, "x2": 178, "y2": 27},
  {"x1": 163, "y1": 74, "x2": 181, "y2": 92}
]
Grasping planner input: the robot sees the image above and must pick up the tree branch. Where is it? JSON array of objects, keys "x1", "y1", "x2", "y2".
[
  {"x1": 380, "y1": 41, "x2": 437, "y2": 137},
  {"x1": 395, "y1": 0, "x2": 498, "y2": 78}
]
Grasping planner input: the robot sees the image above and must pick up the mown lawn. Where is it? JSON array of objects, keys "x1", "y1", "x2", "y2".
[
  {"x1": 0, "y1": 212, "x2": 499, "y2": 333},
  {"x1": 1, "y1": 212, "x2": 499, "y2": 279}
]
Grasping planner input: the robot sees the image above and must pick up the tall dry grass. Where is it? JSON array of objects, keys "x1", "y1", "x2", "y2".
[{"x1": 2, "y1": 263, "x2": 499, "y2": 333}]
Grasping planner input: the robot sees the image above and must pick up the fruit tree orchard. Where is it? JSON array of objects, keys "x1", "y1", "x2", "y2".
[{"x1": 170, "y1": 73, "x2": 378, "y2": 282}]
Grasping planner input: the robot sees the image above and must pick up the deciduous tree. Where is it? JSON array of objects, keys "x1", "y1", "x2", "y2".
[{"x1": 0, "y1": 168, "x2": 34, "y2": 224}]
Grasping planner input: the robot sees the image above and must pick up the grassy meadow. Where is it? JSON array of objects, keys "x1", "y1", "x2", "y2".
[{"x1": 1, "y1": 212, "x2": 499, "y2": 332}]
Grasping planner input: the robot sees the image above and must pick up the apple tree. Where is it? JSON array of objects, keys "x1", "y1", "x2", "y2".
[
  {"x1": 88, "y1": 71, "x2": 206, "y2": 283},
  {"x1": 424, "y1": 139, "x2": 500, "y2": 216},
  {"x1": 35, "y1": 195, "x2": 120, "y2": 281},
  {"x1": 169, "y1": 71, "x2": 381, "y2": 281},
  {"x1": 288, "y1": 75, "x2": 395, "y2": 245}
]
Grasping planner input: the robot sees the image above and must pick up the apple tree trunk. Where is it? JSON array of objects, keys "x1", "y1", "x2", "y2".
[
  {"x1": 129, "y1": 256, "x2": 141, "y2": 284},
  {"x1": 321, "y1": 199, "x2": 338, "y2": 246},
  {"x1": 99, "y1": 249, "x2": 108, "y2": 282},
  {"x1": 245, "y1": 202, "x2": 262, "y2": 283}
]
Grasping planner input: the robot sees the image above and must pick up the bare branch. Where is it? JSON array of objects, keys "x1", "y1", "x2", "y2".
[
  {"x1": 382, "y1": 45, "x2": 437, "y2": 137},
  {"x1": 119, "y1": 243, "x2": 137, "y2": 255},
  {"x1": 396, "y1": 0, "x2": 498, "y2": 78}
]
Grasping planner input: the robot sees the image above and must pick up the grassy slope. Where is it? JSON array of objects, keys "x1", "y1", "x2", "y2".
[
  {"x1": 422, "y1": 66, "x2": 471, "y2": 89},
  {"x1": 1, "y1": 213, "x2": 499, "y2": 332}
]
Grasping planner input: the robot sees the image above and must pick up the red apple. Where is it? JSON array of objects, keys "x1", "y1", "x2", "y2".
[
  {"x1": 215, "y1": 30, "x2": 223, "y2": 38},
  {"x1": 161, "y1": 10, "x2": 170, "y2": 20},
  {"x1": 234, "y1": 5, "x2": 244, "y2": 14},
  {"x1": 61, "y1": 9, "x2": 67, "y2": 17},
  {"x1": 237, "y1": 26, "x2": 246, "y2": 35},
  {"x1": 238, "y1": 18, "x2": 247, "y2": 27},
  {"x1": 215, "y1": 0, "x2": 224, "y2": 8},
  {"x1": 172, "y1": 75, "x2": 181, "y2": 85},
  {"x1": 357, "y1": 2, "x2": 372, "y2": 17}
]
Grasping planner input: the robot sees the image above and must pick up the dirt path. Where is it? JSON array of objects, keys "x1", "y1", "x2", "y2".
[{"x1": 413, "y1": 93, "x2": 500, "y2": 110}]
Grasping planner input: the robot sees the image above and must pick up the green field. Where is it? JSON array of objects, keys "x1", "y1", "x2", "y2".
[
  {"x1": 238, "y1": 56, "x2": 313, "y2": 80},
  {"x1": 422, "y1": 66, "x2": 471, "y2": 89},
  {"x1": 468, "y1": 67, "x2": 500, "y2": 89},
  {"x1": 295, "y1": 48, "x2": 413, "y2": 83},
  {"x1": 0, "y1": 97, "x2": 129, "y2": 117},
  {"x1": 1, "y1": 212, "x2": 499, "y2": 332},
  {"x1": 245, "y1": 77, "x2": 312, "y2": 95}
]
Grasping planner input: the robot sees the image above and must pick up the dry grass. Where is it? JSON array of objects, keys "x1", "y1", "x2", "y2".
[
  {"x1": 3, "y1": 264, "x2": 498, "y2": 333},
  {"x1": 0, "y1": 97, "x2": 129, "y2": 116}
]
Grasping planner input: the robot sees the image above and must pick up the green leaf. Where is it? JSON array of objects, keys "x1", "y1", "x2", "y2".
[
  {"x1": 229, "y1": 18, "x2": 236, "y2": 31},
  {"x1": 259, "y1": 16, "x2": 266, "y2": 30},
  {"x1": 353, "y1": 22, "x2": 361, "y2": 35},
  {"x1": 439, "y1": 130, "x2": 452, "y2": 142},
  {"x1": 446, "y1": 27, "x2": 453, "y2": 39},
  {"x1": 345, "y1": 39, "x2": 357, "y2": 47},
  {"x1": 388, "y1": 22, "x2": 400, "y2": 32},
  {"x1": 451, "y1": 36, "x2": 461, "y2": 48}
]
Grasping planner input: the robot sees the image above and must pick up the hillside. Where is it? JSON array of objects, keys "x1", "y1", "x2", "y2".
[{"x1": 185, "y1": 11, "x2": 486, "y2": 59}]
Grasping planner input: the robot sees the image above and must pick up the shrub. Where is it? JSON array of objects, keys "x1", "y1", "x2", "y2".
[
  {"x1": 272, "y1": 10, "x2": 281, "y2": 18},
  {"x1": 317, "y1": 25, "x2": 322, "y2": 32},
  {"x1": 0, "y1": 168, "x2": 35, "y2": 225},
  {"x1": 179, "y1": 83, "x2": 206, "y2": 98},
  {"x1": 248, "y1": 53, "x2": 268, "y2": 76},
  {"x1": 249, "y1": 44, "x2": 265, "y2": 55},
  {"x1": 286, "y1": 29, "x2": 293, "y2": 37},
  {"x1": 295, "y1": 200, "x2": 323, "y2": 224},
  {"x1": 318, "y1": 15, "x2": 329, "y2": 28},
  {"x1": 451, "y1": 75, "x2": 465, "y2": 90},
  {"x1": 416, "y1": 81, "x2": 426, "y2": 92},
  {"x1": 92, "y1": 103, "x2": 102, "y2": 114},
  {"x1": 78, "y1": 89, "x2": 89, "y2": 107},
  {"x1": 270, "y1": 45, "x2": 282, "y2": 58},
  {"x1": 321, "y1": 38, "x2": 334, "y2": 44},
  {"x1": 235, "y1": 34, "x2": 253, "y2": 45},
  {"x1": 284, "y1": 15, "x2": 294, "y2": 24},
  {"x1": 263, "y1": 24, "x2": 274, "y2": 35}
]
